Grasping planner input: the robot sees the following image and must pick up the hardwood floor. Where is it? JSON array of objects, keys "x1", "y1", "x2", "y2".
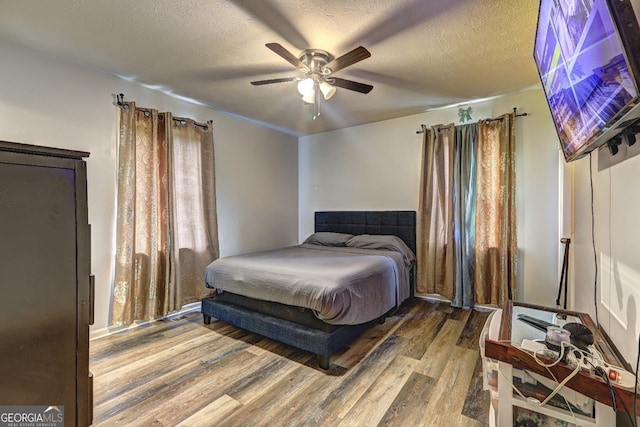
[{"x1": 90, "y1": 299, "x2": 493, "y2": 426}]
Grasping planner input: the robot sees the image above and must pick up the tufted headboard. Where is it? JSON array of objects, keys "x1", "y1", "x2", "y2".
[{"x1": 314, "y1": 211, "x2": 417, "y2": 255}]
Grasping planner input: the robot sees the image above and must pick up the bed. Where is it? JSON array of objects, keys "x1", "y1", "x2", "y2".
[{"x1": 201, "y1": 210, "x2": 416, "y2": 369}]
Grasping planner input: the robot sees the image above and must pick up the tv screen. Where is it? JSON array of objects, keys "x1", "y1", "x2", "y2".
[{"x1": 534, "y1": 0, "x2": 640, "y2": 161}]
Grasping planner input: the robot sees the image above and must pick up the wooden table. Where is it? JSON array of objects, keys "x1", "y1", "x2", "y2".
[{"x1": 483, "y1": 300, "x2": 635, "y2": 426}]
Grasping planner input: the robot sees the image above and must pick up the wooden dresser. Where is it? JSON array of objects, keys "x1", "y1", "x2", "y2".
[{"x1": 0, "y1": 141, "x2": 93, "y2": 426}]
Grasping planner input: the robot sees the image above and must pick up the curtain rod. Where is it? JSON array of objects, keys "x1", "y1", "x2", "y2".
[
  {"x1": 416, "y1": 107, "x2": 528, "y2": 134},
  {"x1": 115, "y1": 93, "x2": 213, "y2": 129}
]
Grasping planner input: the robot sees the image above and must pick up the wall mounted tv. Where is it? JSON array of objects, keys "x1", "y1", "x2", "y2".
[{"x1": 534, "y1": 0, "x2": 640, "y2": 162}]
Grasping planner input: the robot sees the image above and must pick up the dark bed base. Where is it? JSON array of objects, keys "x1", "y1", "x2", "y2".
[
  {"x1": 201, "y1": 210, "x2": 416, "y2": 370},
  {"x1": 201, "y1": 297, "x2": 375, "y2": 369}
]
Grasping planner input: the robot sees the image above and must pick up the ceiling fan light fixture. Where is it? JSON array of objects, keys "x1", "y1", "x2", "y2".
[
  {"x1": 301, "y1": 91, "x2": 316, "y2": 104},
  {"x1": 319, "y1": 81, "x2": 336, "y2": 100},
  {"x1": 297, "y1": 77, "x2": 314, "y2": 97}
]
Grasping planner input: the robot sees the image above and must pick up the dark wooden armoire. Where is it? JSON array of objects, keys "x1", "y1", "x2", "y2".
[{"x1": 0, "y1": 141, "x2": 93, "y2": 426}]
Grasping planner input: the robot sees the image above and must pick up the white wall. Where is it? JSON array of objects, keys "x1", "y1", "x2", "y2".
[
  {"x1": 299, "y1": 89, "x2": 562, "y2": 305},
  {"x1": 570, "y1": 0, "x2": 640, "y2": 365},
  {"x1": 0, "y1": 37, "x2": 299, "y2": 333},
  {"x1": 572, "y1": 151, "x2": 640, "y2": 364}
]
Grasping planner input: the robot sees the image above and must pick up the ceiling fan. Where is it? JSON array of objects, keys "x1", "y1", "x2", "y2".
[{"x1": 251, "y1": 43, "x2": 373, "y2": 118}]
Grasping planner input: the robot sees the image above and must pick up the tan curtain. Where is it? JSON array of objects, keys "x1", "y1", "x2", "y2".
[
  {"x1": 112, "y1": 103, "x2": 218, "y2": 326},
  {"x1": 168, "y1": 118, "x2": 219, "y2": 311},
  {"x1": 416, "y1": 123, "x2": 456, "y2": 298},
  {"x1": 474, "y1": 113, "x2": 517, "y2": 305},
  {"x1": 112, "y1": 104, "x2": 170, "y2": 325}
]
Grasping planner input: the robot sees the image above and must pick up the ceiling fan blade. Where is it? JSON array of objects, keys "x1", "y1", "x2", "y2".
[
  {"x1": 250, "y1": 77, "x2": 297, "y2": 85},
  {"x1": 325, "y1": 46, "x2": 371, "y2": 73},
  {"x1": 265, "y1": 43, "x2": 306, "y2": 70},
  {"x1": 329, "y1": 77, "x2": 373, "y2": 94}
]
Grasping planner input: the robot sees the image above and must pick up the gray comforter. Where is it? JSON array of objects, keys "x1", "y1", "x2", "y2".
[{"x1": 204, "y1": 243, "x2": 412, "y2": 325}]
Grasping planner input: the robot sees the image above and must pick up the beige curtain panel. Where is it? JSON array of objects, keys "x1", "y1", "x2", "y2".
[
  {"x1": 168, "y1": 117, "x2": 219, "y2": 313},
  {"x1": 416, "y1": 123, "x2": 456, "y2": 300},
  {"x1": 112, "y1": 102, "x2": 218, "y2": 326},
  {"x1": 474, "y1": 114, "x2": 517, "y2": 305}
]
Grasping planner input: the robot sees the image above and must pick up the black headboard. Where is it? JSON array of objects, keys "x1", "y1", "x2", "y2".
[{"x1": 314, "y1": 211, "x2": 417, "y2": 254}]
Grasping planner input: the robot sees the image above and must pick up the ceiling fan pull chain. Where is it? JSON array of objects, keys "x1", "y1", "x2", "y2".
[{"x1": 314, "y1": 83, "x2": 320, "y2": 119}]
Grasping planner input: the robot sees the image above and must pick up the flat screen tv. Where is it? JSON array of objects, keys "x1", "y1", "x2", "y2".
[{"x1": 534, "y1": 0, "x2": 640, "y2": 162}]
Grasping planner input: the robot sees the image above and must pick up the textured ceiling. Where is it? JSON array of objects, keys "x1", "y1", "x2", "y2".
[{"x1": 0, "y1": 0, "x2": 541, "y2": 136}]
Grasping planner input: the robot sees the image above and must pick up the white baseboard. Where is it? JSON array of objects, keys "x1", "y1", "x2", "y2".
[
  {"x1": 414, "y1": 293, "x2": 499, "y2": 312},
  {"x1": 414, "y1": 293, "x2": 451, "y2": 303},
  {"x1": 474, "y1": 303, "x2": 499, "y2": 312},
  {"x1": 90, "y1": 301, "x2": 201, "y2": 341}
]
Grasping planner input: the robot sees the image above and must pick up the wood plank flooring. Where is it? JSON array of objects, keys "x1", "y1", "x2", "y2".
[{"x1": 90, "y1": 299, "x2": 493, "y2": 426}]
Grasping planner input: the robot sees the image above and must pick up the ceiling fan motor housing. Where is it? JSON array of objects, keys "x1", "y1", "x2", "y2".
[{"x1": 298, "y1": 49, "x2": 334, "y2": 75}]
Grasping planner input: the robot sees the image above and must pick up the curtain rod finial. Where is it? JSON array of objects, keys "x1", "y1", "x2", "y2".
[{"x1": 513, "y1": 107, "x2": 528, "y2": 117}]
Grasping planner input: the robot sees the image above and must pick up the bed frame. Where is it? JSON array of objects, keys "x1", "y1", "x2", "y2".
[{"x1": 201, "y1": 210, "x2": 416, "y2": 369}]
